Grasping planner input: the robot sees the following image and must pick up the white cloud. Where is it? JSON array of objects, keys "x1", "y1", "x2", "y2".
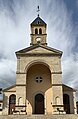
[
  {"x1": 62, "y1": 53, "x2": 78, "y2": 100},
  {"x1": 0, "y1": 58, "x2": 16, "y2": 88},
  {"x1": 62, "y1": 53, "x2": 78, "y2": 86}
]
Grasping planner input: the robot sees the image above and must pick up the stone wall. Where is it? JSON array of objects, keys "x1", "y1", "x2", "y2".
[{"x1": 0, "y1": 114, "x2": 78, "y2": 119}]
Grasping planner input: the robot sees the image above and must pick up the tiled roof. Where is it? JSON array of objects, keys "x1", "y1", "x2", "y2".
[{"x1": 31, "y1": 16, "x2": 46, "y2": 26}]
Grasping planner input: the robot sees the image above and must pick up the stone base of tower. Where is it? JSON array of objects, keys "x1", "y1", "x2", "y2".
[
  {"x1": 13, "y1": 105, "x2": 26, "y2": 115},
  {"x1": 52, "y1": 105, "x2": 66, "y2": 114},
  {"x1": 13, "y1": 105, "x2": 66, "y2": 115}
]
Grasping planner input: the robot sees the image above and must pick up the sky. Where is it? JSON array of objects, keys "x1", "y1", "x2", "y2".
[{"x1": 0, "y1": 0, "x2": 78, "y2": 100}]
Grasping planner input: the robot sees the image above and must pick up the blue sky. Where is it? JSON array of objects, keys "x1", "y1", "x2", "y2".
[
  {"x1": 64, "y1": 0, "x2": 78, "y2": 24},
  {"x1": 0, "y1": 0, "x2": 78, "y2": 100}
]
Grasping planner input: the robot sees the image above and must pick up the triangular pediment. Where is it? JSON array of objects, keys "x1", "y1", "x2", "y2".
[
  {"x1": 26, "y1": 47, "x2": 57, "y2": 54},
  {"x1": 16, "y1": 45, "x2": 63, "y2": 56},
  {"x1": 3, "y1": 85, "x2": 16, "y2": 92}
]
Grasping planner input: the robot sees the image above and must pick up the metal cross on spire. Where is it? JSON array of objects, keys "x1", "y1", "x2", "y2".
[{"x1": 37, "y1": 6, "x2": 40, "y2": 17}]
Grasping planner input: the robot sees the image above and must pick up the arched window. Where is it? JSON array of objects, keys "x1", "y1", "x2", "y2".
[
  {"x1": 35, "y1": 28, "x2": 38, "y2": 34},
  {"x1": 39, "y1": 28, "x2": 42, "y2": 34}
]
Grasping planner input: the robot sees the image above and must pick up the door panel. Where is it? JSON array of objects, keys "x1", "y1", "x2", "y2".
[
  {"x1": 35, "y1": 94, "x2": 44, "y2": 114},
  {"x1": 9, "y1": 94, "x2": 16, "y2": 114},
  {"x1": 63, "y1": 94, "x2": 70, "y2": 114}
]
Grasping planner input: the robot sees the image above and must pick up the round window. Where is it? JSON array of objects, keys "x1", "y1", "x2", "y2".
[{"x1": 35, "y1": 76, "x2": 43, "y2": 83}]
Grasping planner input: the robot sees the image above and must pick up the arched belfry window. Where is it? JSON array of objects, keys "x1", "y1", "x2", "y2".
[
  {"x1": 39, "y1": 28, "x2": 42, "y2": 34},
  {"x1": 35, "y1": 28, "x2": 38, "y2": 34}
]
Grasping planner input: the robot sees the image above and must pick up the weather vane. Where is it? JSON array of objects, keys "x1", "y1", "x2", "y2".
[{"x1": 37, "y1": 6, "x2": 40, "y2": 17}]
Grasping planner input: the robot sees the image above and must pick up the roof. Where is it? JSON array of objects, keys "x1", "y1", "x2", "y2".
[
  {"x1": 31, "y1": 16, "x2": 46, "y2": 27},
  {"x1": 15, "y1": 44, "x2": 63, "y2": 56},
  {"x1": 3, "y1": 84, "x2": 16, "y2": 92},
  {"x1": 63, "y1": 84, "x2": 76, "y2": 92}
]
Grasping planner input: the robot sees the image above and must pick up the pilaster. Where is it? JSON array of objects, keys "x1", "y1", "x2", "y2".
[
  {"x1": 15, "y1": 72, "x2": 27, "y2": 113},
  {"x1": 51, "y1": 72, "x2": 64, "y2": 113}
]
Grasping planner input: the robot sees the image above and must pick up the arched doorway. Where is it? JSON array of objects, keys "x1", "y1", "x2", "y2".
[
  {"x1": 26, "y1": 62, "x2": 51, "y2": 114},
  {"x1": 35, "y1": 93, "x2": 44, "y2": 114},
  {"x1": 63, "y1": 94, "x2": 70, "y2": 114},
  {"x1": 9, "y1": 94, "x2": 16, "y2": 114}
]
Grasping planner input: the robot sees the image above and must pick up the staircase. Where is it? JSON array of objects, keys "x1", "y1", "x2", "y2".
[{"x1": 0, "y1": 115, "x2": 78, "y2": 119}]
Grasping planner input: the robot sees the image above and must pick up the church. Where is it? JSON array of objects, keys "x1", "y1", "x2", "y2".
[{"x1": 1, "y1": 12, "x2": 77, "y2": 115}]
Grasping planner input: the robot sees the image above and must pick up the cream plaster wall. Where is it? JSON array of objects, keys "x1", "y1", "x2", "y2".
[
  {"x1": 16, "y1": 74, "x2": 26, "y2": 85},
  {"x1": 17, "y1": 56, "x2": 61, "y2": 73},
  {"x1": 16, "y1": 86, "x2": 26, "y2": 106},
  {"x1": 52, "y1": 86, "x2": 63, "y2": 106},
  {"x1": 52, "y1": 74, "x2": 62, "y2": 84}
]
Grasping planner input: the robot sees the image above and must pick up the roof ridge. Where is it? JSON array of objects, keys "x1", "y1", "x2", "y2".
[
  {"x1": 3, "y1": 84, "x2": 16, "y2": 91},
  {"x1": 63, "y1": 84, "x2": 76, "y2": 91},
  {"x1": 15, "y1": 44, "x2": 63, "y2": 56}
]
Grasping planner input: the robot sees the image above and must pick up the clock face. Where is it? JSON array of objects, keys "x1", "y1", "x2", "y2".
[{"x1": 36, "y1": 37, "x2": 41, "y2": 42}]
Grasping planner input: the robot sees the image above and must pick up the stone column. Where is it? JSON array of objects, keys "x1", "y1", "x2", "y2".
[
  {"x1": 51, "y1": 73, "x2": 53, "y2": 114},
  {"x1": 25, "y1": 73, "x2": 27, "y2": 114},
  {"x1": 73, "y1": 92, "x2": 77, "y2": 114}
]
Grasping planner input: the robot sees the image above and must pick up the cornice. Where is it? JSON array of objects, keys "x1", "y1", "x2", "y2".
[
  {"x1": 52, "y1": 105, "x2": 64, "y2": 107},
  {"x1": 51, "y1": 72, "x2": 62, "y2": 74},
  {"x1": 52, "y1": 84, "x2": 62, "y2": 86},
  {"x1": 4, "y1": 91, "x2": 16, "y2": 92},
  {"x1": 15, "y1": 105, "x2": 26, "y2": 107},
  {"x1": 16, "y1": 71, "x2": 26, "y2": 74},
  {"x1": 16, "y1": 84, "x2": 26, "y2": 86},
  {"x1": 16, "y1": 53, "x2": 61, "y2": 57}
]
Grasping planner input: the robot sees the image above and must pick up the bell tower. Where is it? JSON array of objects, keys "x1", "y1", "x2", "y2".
[{"x1": 30, "y1": 6, "x2": 47, "y2": 46}]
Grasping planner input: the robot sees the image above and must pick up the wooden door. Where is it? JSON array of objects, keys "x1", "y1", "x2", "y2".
[
  {"x1": 63, "y1": 94, "x2": 70, "y2": 114},
  {"x1": 9, "y1": 94, "x2": 16, "y2": 114},
  {"x1": 35, "y1": 94, "x2": 44, "y2": 114}
]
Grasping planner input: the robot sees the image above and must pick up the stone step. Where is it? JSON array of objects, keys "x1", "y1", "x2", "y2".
[{"x1": 0, "y1": 115, "x2": 78, "y2": 119}]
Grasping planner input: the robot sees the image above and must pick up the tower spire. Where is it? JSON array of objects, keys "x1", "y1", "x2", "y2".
[{"x1": 37, "y1": 6, "x2": 40, "y2": 17}]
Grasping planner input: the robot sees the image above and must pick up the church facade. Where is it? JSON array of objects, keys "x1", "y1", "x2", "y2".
[{"x1": 2, "y1": 16, "x2": 77, "y2": 115}]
